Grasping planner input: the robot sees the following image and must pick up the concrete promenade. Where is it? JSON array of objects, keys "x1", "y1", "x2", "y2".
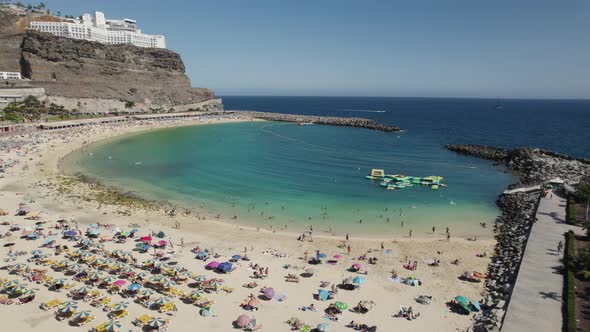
[{"x1": 502, "y1": 194, "x2": 581, "y2": 331}]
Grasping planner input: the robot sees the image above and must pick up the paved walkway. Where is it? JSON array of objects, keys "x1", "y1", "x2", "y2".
[{"x1": 502, "y1": 194, "x2": 582, "y2": 331}]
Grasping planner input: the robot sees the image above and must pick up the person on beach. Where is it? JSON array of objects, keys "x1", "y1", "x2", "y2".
[
  {"x1": 558, "y1": 240, "x2": 563, "y2": 255},
  {"x1": 409, "y1": 230, "x2": 412, "y2": 238},
  {"x1": 432, "y1": 226, "x2": 435, "y2": 233},
  {"x1": 447, "y1": 233, "x2": 451, "y2": 241},
  {"x1": 347, "y1": 244, "x2": 351, "y2": 255}
]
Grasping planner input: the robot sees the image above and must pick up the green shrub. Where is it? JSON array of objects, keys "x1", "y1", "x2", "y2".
[
  {"x1": 565, "y1": 230, "x2": 576, "y2": 332},
  {"x1": 568, "y1": 196, "x2": 577, "y2": 225}
]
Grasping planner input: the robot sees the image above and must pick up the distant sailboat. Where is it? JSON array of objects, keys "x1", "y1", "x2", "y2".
[{"x1": 494, "y1": 99, "x2": 505, "y2": 110}]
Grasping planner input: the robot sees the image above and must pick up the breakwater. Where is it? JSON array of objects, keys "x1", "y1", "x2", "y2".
[
  {"x1": 446, "y1": 144, "x2": 590, "y2": 185},
  {"x1": 446, "y1": 144, "x2": 590, "y2": 331},
  {"x1": 234, "y1": 111, "x2": 401, "y2": 132}
]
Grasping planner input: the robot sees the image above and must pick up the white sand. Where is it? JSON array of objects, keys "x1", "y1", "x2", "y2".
[{"x1": 0, "y1": 115, "x2": 494, "y2": 331}]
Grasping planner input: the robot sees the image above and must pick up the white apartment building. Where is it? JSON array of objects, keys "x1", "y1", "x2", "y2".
[
  {"x1": 0, "y1": 72, "x2": 22, "y2": 80},
  {"x1": 29, "y1": 11, "x2": 166, "y2": 48}
]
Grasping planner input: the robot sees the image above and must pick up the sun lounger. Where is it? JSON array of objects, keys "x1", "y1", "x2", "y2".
[
  {"x1": 91, "y1": 297, "x2": 111, "y2": 307},
  {"x1": 222, "y1": 286, "x2": 234, "y2": 293},
  {"x1": 40, "y1": 299, "x2": 62, "y2": 310},
  {"x1": 133, "y1": 314, "x2": 154, "y2": 327},
  {"x1": 108, "y1": 309, "x2": 129, "y2": 319}
]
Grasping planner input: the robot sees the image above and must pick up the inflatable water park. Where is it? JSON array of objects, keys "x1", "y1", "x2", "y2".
[{"x1": 365, "y1": 169, "x2": 447, "y2": 191}]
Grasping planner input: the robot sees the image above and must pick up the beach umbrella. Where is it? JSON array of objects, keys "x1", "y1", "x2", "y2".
[
  {"x1": 74, "y1": 310, "x2": 92, "y2": 320},
  {"x1": 471, "y1": 300, "x2": 481, "y2": 312},
  {"x1": 318, "y1": 253, "x2": 327, "y2": 259},
  {"x1": 454, "y1": 296, "x2": 469, "y2": 306},
  {"x1": 53, "y1": 279, "x2": 66, "y2": 286},
  {"x1": 11, "y1": 285, "x2": 28, "y2": 295},
  {"x1": 11, "y1": 263, "x2": 26, "y2": 271},
  {"x1": 58, "y1": 304, "x2": 77, "y2": 314},
  {"x1": 334, "y1": 301, "x2": 348, "y2": 311},
  {"x1": 318, "y1": 289, "x2": 330, "y2": 301},
  {"x1": 206, "y1": 261, "x2": 219, "y2": 270},
  {"x1": 194, "y1": 274, "x2": 208, "y2": 283},
  {"x1": 353, "y1": 276, "x2": 366, "y2": 285},
  {"x1": 317, "y1": 323, "x2": 331, "y2": 332},
  {"x1": 136, "y1": 272, "x2": 148, "y2": 279},
  {"x1": 140, "y1": 290, "x2": 154, "y2": 298},
  {"x1": 160, "y1": 280, "x2": 173, "y2": 289},
  {"x1": 147, "y1": 317, "x2": 167, "y2": 329},
  {"x1": 21, "y1": 289, "x2": 37, "y2": 297},
  {"x1": 333, "y1": 254, "x2": 343, "y2": 260},
  {"x1": 195, "y1": 251, "x2": 208, "y2": 259},
  {"x1": 112, "y1": 280, "x2": 126, "y2": 287},
  {"x1": 111, "y1": 301, "x2": 129, "y2": 311},
  {"x1": 63, "y1": 230, "x2": 78, "y2": 237},
  {"x1": 101, "y1": 320, "x2": 121, "y2": 332},
  {"x1": 352, "y1": 263, "x2": 362, "y2": 270},
  {"x1": 231, "y1": 255, "x2": 241, "y2": 261},
  {"x1": 263, "y1": 287, "x2": 275, "y2": 300},
  {"x1": 77, "y1": 286, "x2": 91, "y2": 294},
  {"x1": 236, "y1": 314, "x2": 250, "y2": 328},
  {"x1": 217, "y1": 262, "x2": 233, "y2": 273},
  {"x1": 187, "y1": 290, "x2": 204, "y2": 301},
  {"x1": 31, "y1": 249, "x2": 43, "y2": 255},
  {"x1": 200, "y1": 308, "x2": 212, "y2": 317},
  {"x1": 148, "y1": 275, "x2": 163, "y2": 283},
  {"x1": 102, "y1": 276, "x2": 116, "y2": 284},
  {"x1": 156, "y1": 231, "x2": 165, "y2": 238},
  {"x1": 5, "y1": 280, "x2": 21, "y2": 289},
  {"x1": 61, "y1": 300, "x2": 78, "y2": 307},
  {"x1": 42, "y1": 236, "x2": 55, "y2": 245},
  {"x1": 210, "y1": 281, "x2": 222, "y2": 290},
  {"x1": 3, "y1": 257, "x2": 16, "y2": 262},
  {"x1": 89, "y1": 271, "x2": 103, "y2": 280},
  {"x1": 128, "y1": 283, "x2": 141, "y2": 291},
  {"x1": 154, "y1": 297, "x2": 171, "y2": 306}
]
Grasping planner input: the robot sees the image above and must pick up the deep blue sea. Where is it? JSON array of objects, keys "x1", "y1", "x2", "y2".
[
  {"x1": 223, "y1": 97, "x2": 590, "y2": 158},
  {"x1": 63, "y1": 97, "x2": 590, "y2": 237}
]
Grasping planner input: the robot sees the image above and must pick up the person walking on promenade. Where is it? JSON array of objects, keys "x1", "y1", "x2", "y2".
[{"x1": 558, "y1": 240, "x2": 564, "y2": 255}]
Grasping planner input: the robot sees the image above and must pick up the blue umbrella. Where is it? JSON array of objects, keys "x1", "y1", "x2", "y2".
[
  {"x1": 89, "y1": 223, "x2": 98, "y2": 228},
  {"x1": 318, "y1": 253, "x2": 327, "y2": 259},
  {"x1": 128, "y1": 284, "x2": 142, "y2": 291},
  {"x1": 63, "y1": 230, "x2": 78, "y2": 237},
  {"x1": 471, "y1": 300, "x2": 481, "y2": 312},
  {"x1": 318, "y1": 289, "x2": 330, "y2": 301},
  {"x1": 317, "y1": 323, "x2": 331, "y2": 332},
  {"x1": 31, "y1": 250, "x2": 42, "y2": 255},
  {"x1": 27, "y1": 233, "x2": 37, "y2": 239},
  {"x1": 353, "y1": 276, "x2": 366, "y2": 285},
  {"x1": 142, "y1": 245, "x2": 151, "y2": 251},
  {"x1": 42, "y1": 236, "x2": 55, "y2": 245},
  {"x1": 217, "y1": 262, "x2": 233, "y2": 273},
  {"x1": 196, "y1": 251, "x2": 208, "y2": 259},
  {"x1": 231, "y1": 255, "x2": 241, "y2": 261}
]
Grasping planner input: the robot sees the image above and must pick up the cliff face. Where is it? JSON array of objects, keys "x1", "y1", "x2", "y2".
[
  {"x1": 0, "y1": 6, "x2": 219, "y2": 111},
  {"x1": 20, "y1": 31, "x2": 216, "y2": 107}
]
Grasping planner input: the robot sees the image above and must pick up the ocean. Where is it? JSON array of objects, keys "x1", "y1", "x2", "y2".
[{"x1": 62, "y1": 97, "x2": 590, "y2": 237}]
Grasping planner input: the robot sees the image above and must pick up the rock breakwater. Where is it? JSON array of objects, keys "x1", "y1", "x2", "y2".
[
  {"x1": 446, "y1": 144, "x2": 590, "y2": 185},
  {"x1": 446, "y1": 144, "x2": 590, "y2": 331},
  {"x1": 236, "y1": 111, "x2": 401, "y2": 132}
]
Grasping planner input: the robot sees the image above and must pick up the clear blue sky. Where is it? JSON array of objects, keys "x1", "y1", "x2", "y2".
[{"x1": 37, "y1": 0, "x2": 590, "y2": 98}]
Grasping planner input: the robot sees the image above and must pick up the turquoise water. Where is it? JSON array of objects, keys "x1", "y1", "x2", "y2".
[{"x1": 63, "y1": 121, "x2": 514, "y2": 237}]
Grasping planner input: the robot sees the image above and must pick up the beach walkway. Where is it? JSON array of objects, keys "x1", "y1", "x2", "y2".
[{"x1": 502, "y1": 194, "x2": 582, "y2": 332}]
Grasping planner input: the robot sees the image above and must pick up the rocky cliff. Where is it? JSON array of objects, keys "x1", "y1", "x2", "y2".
[{"x1": 0, "y1": 6, "x2": 219, "y2": 112}]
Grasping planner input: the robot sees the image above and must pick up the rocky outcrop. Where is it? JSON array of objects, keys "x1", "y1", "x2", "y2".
[
  {"x1": 236, "y1": 111, "x2": 401, "y2": 132},
  {"x1": 0, "y1": 6, "x2": 219, "y2": 112},
  {"x1": 446, "y1": 144, "x2": 590, "y2": 185},
  {"x1": 18, "y1": 31, "x2": 216, "y2": 109}
]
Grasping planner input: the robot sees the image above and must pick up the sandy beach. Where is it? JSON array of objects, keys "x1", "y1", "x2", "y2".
[{"x1": 0, "y1": 114, "x2": 494, "y2": 331}]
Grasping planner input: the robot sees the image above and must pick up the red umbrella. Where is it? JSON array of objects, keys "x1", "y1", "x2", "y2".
[{"x1": 236, "y1": 314, "x2": 250, "y2": 328}]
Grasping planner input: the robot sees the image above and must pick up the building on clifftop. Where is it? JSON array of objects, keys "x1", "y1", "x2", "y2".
[{"x1": 29, "y1": 11, "x2": 165, "y2": 48}]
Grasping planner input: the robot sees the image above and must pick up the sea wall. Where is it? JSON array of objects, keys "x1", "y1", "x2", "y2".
[{"x1": 235, "y1": 110, "x2": 401, "y2": 132}]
